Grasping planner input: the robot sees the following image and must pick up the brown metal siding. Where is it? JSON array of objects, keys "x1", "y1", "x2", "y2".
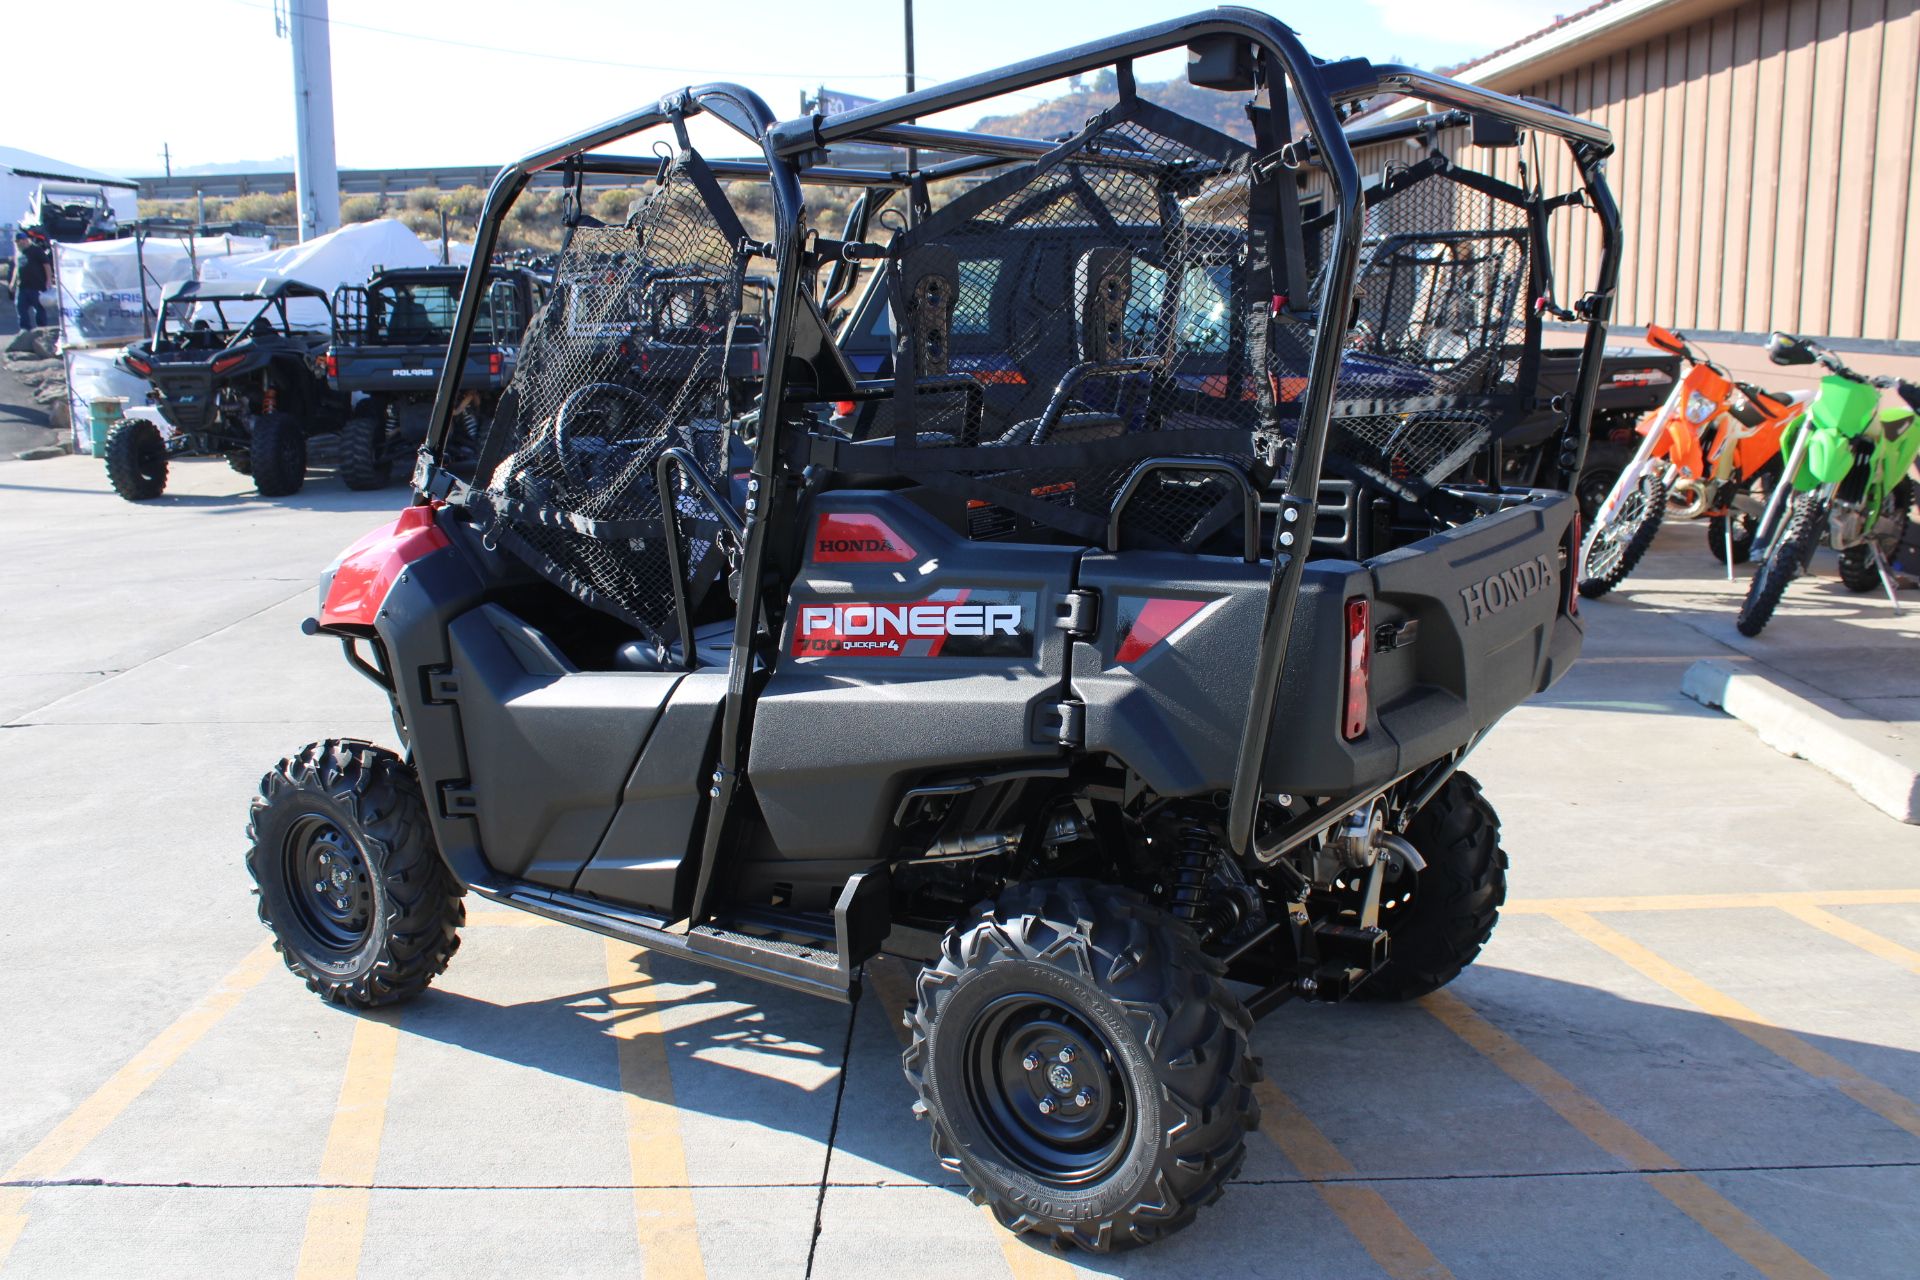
[{"x1": 1346, "y1": 0, "x2": 1920, "y2": 343}]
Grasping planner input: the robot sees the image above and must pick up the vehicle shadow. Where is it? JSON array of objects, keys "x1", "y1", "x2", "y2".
[{"x1": 392, "y1": 940, "x2": 1920, "y2": 1275}]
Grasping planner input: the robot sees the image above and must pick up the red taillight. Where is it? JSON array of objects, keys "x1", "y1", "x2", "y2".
[
  {"x1": 124, "y1": 356, "x2": 151, "y2": 377},
  {"x1": 488, "y1": 350, "x2": 503, "y2": 376},
  {"x1": 1343, "y1": 597, "x2": 1370, "y2": 741},
  {"x1": 833, "y1": 400, "x2": 856, "y2": 418},
  {"x1": 212, "y1": 353, "x2": 246, "y2": 374},
  {"x1": 1566, "y1": 509, "x2": 1583, "y2": 617},
  {"x1": 323, "y1": 353, "x2": 338, "y2": 378}
]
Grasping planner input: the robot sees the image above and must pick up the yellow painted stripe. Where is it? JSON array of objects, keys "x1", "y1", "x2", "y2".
[
  {"x1": 1776, "y1": 903, "x2": 1920, "y2": 975},
  {"x1": 294, "y1": 1009, "x2": 402, "y2": 1280},
  {"x1": 1552, "y1": 910, "x2": 1920, "y2": 1142},
  {"x1": 1423, "y1": 991, "x2": 1825, "y2": 1280},
  {"x1": 1254, "y1": 1082, "x2": 1455, "y2": 1280},
  {"x1": 604, "y1": 941, "x2": 705, "y2": 1280},
  {"x1": 0, "y1": 943, "x2": 276, "y2": 1267},
  {"x1": 865, "y1": 959, "x2": 1077, "y2": 1280},
  {"x1": 1505, "y1": 889, "x2": 1920, "y2": 914}
]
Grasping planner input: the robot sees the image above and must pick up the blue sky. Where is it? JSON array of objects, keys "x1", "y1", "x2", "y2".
[{"x1": 31, "y1": 0, "x2": 1577, "y2": 175}]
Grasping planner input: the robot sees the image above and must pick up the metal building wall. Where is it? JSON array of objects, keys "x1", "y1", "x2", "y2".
[{"x1": 1343, "y1": 0, "x2": 1920, "y2": 348}]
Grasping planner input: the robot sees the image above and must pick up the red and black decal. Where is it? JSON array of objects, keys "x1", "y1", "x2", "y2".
[
  {"x1": 1114, "y1": 595, "x2": 1213, "y2": 665},
  {"x1": 810, "y1": 511, "x2": 917, "y2": 563},
  {"x1": 792, "y1": 589, "x2": 1036, "y2": 659}
]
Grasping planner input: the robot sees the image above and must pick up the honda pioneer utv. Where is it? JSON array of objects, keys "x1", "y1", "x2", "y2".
[
  {"x1": 246, "y1": 9, "x2": 1618, "y2": 1254},
  {"x1": 111, "y1": 278, "x2": 348, "y2": 500},
  {"x1": 326, "y1": 264, "x2": 546, "y2": 490}
]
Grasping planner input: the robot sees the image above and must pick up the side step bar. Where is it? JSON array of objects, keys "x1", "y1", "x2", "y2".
[{"x1": 479, "y1": 870, "x2": 888, "y2": 1004}]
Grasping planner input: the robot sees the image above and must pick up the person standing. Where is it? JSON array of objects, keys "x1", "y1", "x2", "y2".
[{"x1": 13, "y1": 232, "x2": 50, "y2": 331}]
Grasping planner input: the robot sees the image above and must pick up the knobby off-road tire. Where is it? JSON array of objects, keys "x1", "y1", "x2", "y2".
[
  {"x1": 1579, "y1": 472, "x2": 1666, "y2": 598},
  {"x1": 903, "y1": 879, "x2": 1259, "y2": 1253},
  {"x1": 248, "y1": 411, "x2": 307, "y2": 497},
  {"x1": 246, "y1": 740, "x2": 464, "y2": 1007},
  {"x1": 103, "y1": 417, "x2": 168, "y2": 501},
  {"x1": 1737, "y1": 493, "x2": 1827, "y2": 637},
  {"x1": 1354, "y1": 771, "x2": 1506, "y2": 1002},
  {"x1": 338, "y1": 411, "x2": 395, "y2": 491},
  {"x1": 1706, "y1": 511, "x2": 1756, "y2": 565},
  {"x1": 1839, "y1": 547, "x2": 1883, "y2": 592},
  {"x1": 1837, "y1": 482, "x2": 1910, "y2": 592}
]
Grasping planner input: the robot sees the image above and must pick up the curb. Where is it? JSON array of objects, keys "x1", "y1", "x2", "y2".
[{"x1": 1682, "y1": 658, "x2": 1920, "y2": 823}]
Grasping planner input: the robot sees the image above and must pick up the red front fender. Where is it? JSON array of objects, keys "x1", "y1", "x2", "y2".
[{"x1": 319, "y1": 504, "x2": 450, "y2": 629}]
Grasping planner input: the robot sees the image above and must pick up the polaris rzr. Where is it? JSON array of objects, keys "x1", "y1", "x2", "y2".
[
  {"x1": 111, "y1": 278, "x2": 348, "y2": 500},
  {"x1": 247, "y1": 10, "x2": 1618, "y2": 1253},
  {"x1": 326, "y1": 264, "x2": 547, "y2": 490}
]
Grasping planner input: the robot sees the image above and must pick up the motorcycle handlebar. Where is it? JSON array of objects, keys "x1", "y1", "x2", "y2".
[
  {"x1": 1790, "y1": 334, "x2": 1887, "y2": 392},
  {"x1": 1781, "y1": 332, "x2": 1920, "y2": 411}
]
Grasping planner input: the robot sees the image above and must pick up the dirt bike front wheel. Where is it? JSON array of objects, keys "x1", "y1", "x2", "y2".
[
  {"x1": 1580, "y1": 471, "x2": 1667, "y2": 599},
  {"x1": 1737, "y1": 493, "x2": 1827, "y2": 637}
]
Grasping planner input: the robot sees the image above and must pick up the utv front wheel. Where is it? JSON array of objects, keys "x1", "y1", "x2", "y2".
[
  {"x1": 1352, "y1": 771, "x2": 1506, "y2": 1002},
  {"x1": 103, "y1": 417, "x2": 168, "y2": 501},
  {"x1": 904, "y1": 880, "x2": 1258, "y2": 1252},
  {"x1": 246, "y1": 740, "x2": 463, "y2": 1006},
  {"x1": 338, "y1": 412, "x2": 395, "y2": 490},
  {"x1": 248, "y1": 411, "x2": 307, "y2": 497}
]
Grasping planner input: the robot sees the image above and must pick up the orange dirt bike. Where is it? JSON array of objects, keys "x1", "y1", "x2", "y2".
[{"x1": 1579, "y1": 325, "x2": 1809, "y2": 598}]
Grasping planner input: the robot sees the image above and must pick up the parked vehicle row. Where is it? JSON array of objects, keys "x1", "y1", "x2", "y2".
[
  {"x1": 103, "y1": 263, "x2": 543, "y2": 501},
  {"x1": 1570, "y1": 321, "x2": 1920, "y2": 637}
]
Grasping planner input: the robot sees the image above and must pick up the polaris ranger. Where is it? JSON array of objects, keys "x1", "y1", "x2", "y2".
[
  {"x1": 111, "y1": 278, "x2": 347, "y2": 500},
  {"x1": 246, "y1": 10, "x2": 1618, "y2": 1253},
  {"x1": 326, "y1": 265, "x2": 545, "y2": 489}
]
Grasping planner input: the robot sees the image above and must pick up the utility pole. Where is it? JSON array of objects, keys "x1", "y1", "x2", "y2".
[
  {"x1": 904, "y1": 0, "x2": 917, "y2": 176},
  {"x1": 161, "y1": 143, "x2": 171, "y2": 180},
  {"x1": 279, "y1": 0, "x2": 340, "y2": 241}
]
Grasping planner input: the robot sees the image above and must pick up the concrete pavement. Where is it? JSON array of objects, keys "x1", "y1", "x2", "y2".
[{"x1": 3, "y1": 454, "x2": 1918, "y2": 1278}]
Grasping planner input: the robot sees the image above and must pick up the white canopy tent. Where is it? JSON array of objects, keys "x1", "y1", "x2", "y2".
[
  {"x1": 53, "y1": 234, "x2": 272, "y2": 348},
  {"x1": 196, "y1": 218, "x2": 452, "y2": 329}
]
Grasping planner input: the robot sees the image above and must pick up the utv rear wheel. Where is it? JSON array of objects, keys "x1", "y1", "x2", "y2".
[
  {"x1": 338, "y1": 411, "x2": 395, "y2": 490},
  {"x1": 248, "y1": 411, "x2": 307, "y2": 497},
  {"x1": 903, "y1": 879, "x2": 1258, "y2": 1252},
  {"x1": 103, "y1": 417, "x2": 168, "y2": 501},
  {"x1": 1579, "y1": 472, "x2": 1665, "y2": 598},
  {"x1": 1353, "y1": 771, "x2": 1506, "y2": 1002},
  {"x1": 227, "y1": 450, "x2": 253, "y2": 476},
  {"x1": 246, "y1": 740, "x2": 463, "y2": 1007}
]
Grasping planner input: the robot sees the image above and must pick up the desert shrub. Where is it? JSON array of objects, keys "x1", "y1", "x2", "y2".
[
  {"x1": 437, "y1": 185, "x2": 488, "y2": 220},
  {"x1": 340, "y1": 194, "x2": 383, "y2": 223}
]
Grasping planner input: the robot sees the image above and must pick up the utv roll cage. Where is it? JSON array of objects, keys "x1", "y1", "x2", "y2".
[
  {"x1": 156, "y1": 277, "x2": 333, "y2": 338},
  {"x1": 413, "y1": 7, "x2": 1620, "y2": 889}
]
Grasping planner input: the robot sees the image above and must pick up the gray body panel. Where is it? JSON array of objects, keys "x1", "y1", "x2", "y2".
[{"x1": 747, "y1": 493, "x2": 1080, "y2": 862}]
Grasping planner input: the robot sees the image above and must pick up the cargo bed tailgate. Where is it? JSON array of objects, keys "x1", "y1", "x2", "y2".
[{"x1": 1264, "y1": 490, "x2": 1581, "y2": 795}]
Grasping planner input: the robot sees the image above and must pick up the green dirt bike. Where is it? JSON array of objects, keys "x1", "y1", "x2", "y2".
[{"x1": 1737, "y1": 332, "x2": 1920, "y2": 637}]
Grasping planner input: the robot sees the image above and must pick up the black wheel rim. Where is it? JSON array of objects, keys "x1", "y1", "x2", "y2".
[
  {"x1": 282, "y1": 814, "x2": 374, "y2": 953},
  {"x1": 134, "y1": 430, "x2": 165, "y2": 486},
  {"x1": 962, "y1": 994, "x2": 1133, "y2": 1186},
  {"x1": 1577, "y1": 470, "x2": 1617, "y2": 525}
]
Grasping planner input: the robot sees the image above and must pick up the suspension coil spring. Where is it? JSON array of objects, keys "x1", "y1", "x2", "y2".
[{"x1": 1169, "y1": 825, "x2": 1217, "y2": 928}]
